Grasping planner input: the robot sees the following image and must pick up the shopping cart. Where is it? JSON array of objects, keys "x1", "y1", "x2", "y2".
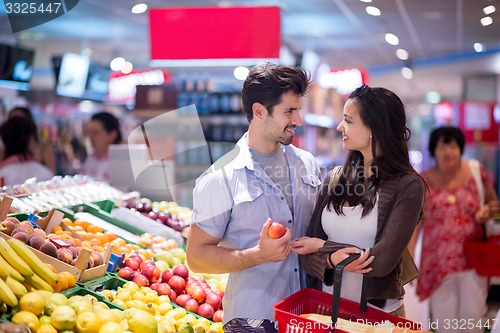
[
  {"x1": 464, "y1": 235, "x2": 500, "y2": 276},
  {"x1": 274, "y1": 254, "x2": 422, "y2": 333}
]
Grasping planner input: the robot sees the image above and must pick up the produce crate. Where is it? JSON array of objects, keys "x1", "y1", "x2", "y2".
[
  {"x1": 82, "y1": 273, "x2": 128, "y2": 292},
  {"x1": 62, "y1": 285, "x2": 122, "y2": 310},
  {"x1": 464, "y1": 235, "x2": 500, "y2": 276},
  {"x1": 0, "y1": 230, "x2": 112, "y2": 282}
]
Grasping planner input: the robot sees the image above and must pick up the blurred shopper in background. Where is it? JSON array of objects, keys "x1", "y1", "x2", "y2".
[
  {"x1": 413, "y1": 126, "x2": 499, "y2": 333},
  {"x1": 186, "y1": 63, "x2": 321, "y2": 326},
  {"x1": 80, "y1": 111, "x2": 122, "y2": 182},
  {"x1": 7, "y1": 106, "x2": 56, "y2": 173},
  {"x1": 292, "y1": 85, "x2": 425, "y2": 317},
  {"x1": 0, "y1": 117, "x2": 54, "y2": 186}
]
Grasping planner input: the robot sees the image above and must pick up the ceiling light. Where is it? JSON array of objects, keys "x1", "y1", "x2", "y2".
[
  {"x1": 121, "y1": 61, "x2": 134, "y2": 74},
  {"x1": 366, "y1": 6, "x2": 381, "y2": 16},
  {"x1": 132, "y1": 3, "x2": 147, "y2": 14},
  {"x1": 481, "y1": 16, "x2": 493, "y2": 26},
  {"x1": 426, "y1": 91, "x2": 441, "y2": 104},
  {"x1": 474, "y1": 43, "x2": 484, "y2": 52},
  {"x1": 401, "y1": 67, "x2": 413, "y2": 79},
  {"x1": 233, "y1": 66, "x2": 249, "y2": 80},
  {"x1": 396, "y1": 49, "x2": 409, "y2": 60},
  {"x1": 110, "y1": 57, "x2": 126, "y2": 71},
  {"x1": 483, "y1": 5, "x2": 496, "y2": 15},
  {"x1": 385, "y1": 33, "x2": 399, "y2": 45},
  {"x1": 360, "y1": 0, "x2": 372, "y2": 2}
]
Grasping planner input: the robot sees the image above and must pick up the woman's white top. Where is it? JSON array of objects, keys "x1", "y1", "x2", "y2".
[{"x1": 321, "y1": 196, "x2": 403, "y2": 313}]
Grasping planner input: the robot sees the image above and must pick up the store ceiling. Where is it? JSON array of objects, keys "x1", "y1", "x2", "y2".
[{"x1": 0, "y1": 0, "x2": 500, "y2": 100}]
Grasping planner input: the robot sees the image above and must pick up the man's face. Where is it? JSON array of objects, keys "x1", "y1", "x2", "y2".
[{"x1": 263, "y1": 91, "x2": 303, "y2": 145}]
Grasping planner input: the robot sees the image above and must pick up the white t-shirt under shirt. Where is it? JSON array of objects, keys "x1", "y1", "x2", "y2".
[
  {"x1": 80, "y1": 154, "x2": 109, "y2": 182},
  {"x1": 321, "y1": 196, "x2": 403, "y2": 313}
]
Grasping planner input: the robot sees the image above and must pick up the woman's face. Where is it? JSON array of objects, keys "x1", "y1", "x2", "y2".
[
  {"x1": 87, "y1": 120, "x2": 116, "y2": 156},
  {"x1": 337, "y1": 99, "x2": 372, "y2": 157},
  {"x1": 434, "y1": 138, "x2": 461, "y2": 169}
]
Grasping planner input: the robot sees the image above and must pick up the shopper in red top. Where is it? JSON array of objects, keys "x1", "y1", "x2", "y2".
[{"x1": 413, "y1": 126, "x2": 499, "y2": 333}]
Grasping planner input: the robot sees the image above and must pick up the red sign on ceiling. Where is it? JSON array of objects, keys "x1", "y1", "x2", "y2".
[{"x1": 149, "y1": 6, "x2": 281, "y2": 62}]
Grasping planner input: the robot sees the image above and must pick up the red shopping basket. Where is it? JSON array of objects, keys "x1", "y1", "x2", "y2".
[
  {"x1": 274, "y1": 254, "x2": 422, "y2": 333},
  {"x1": 464, "y1": 235, "x2": 500, "y2": 276}
]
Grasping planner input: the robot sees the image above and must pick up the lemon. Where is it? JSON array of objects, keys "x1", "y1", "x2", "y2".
[
  {"x1": 98, "y1": 322, "x2": 124, "y2": 333},
  {"x1": 111, "y1": 308, "x2": 126, "y2": 322},
  {"x1": 38, "y1": 323, "x2": 58, "y2": 333},
  {"x1": 19, "y1": 291, "x2": 45, "y2": 316},
  {"x1": 157, "y1": 302, "x2": 173, "y2": 316},
  {"x1": 12, "y1": 310, "x2": 40, "y2": 333},
  {"x1": 124, "y1": 308, "x2": 158, "y2": 333},
  {"x1": 84, "y1": 294, "x2": 99, "y2": 304},
  {"x1": 99, "y1": 290, "x2": 115, "y2": 302},
  {"x1": 112, "y1": 298, "x2": 128, "y2": 309},
  {"x1": 122, "y1": 281, "x2": 140, "y2": 292},
  {"x1": 178, "y1": 323, "x2": 195, "y2": 333},
  {"x1": 76, "y1": 311, "x2": 102, "y2": 333},
  {"x1": 39, "y1": 315, "x2": 52, "y2": 325},
  {"x1": 45, "y1": 293, "x2": 69, "y2": 315},
  {"x1": 94, "y1": 302, "x2": 110, "y2": 311},
  {"x1": 207, "y1": 322, "x2": 224, "y2": 333},
  {"x1": 193, "y1": 323, "x2": 207, "y2": 333},
  {"x1": 50, "y1": 305, "x2": 77, "y2": 331},
  {"x1": 95, "y1": 308, "x2": 120, "y2": 323},
  {"x1": 70, "y1": 299, "x2": 94, "y2": 314}
]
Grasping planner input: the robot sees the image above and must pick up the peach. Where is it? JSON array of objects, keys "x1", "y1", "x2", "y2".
[
  {"x1": 39, "y1": 242, "x2": 58, "y2": 258},
  {"x1": 12, "y1": 231, "x2": 30, "y2": 244},
  {"x1": 57, "y1": 248, "x2": 73, "y2": 264},
  {"x1": 0, "y1": 220, "x2": 16, "y2": 235},
  {"x1": 91, "y1": 252, "x2": 104, "y2": 267},
  {"x1": 28, "y1": 235, "x2": 46, "y2": 250}
]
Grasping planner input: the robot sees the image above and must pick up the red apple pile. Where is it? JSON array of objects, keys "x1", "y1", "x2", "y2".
[{"x1": 117, "y1": 260, "x2": 224, "y2": 322}]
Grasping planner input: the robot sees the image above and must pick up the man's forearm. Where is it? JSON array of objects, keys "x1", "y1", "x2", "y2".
[{"x1": 187, "y1": 244, "x2": 263, "y2": 274}]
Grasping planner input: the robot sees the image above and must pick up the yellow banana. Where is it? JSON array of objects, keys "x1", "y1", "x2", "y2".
[
  {"x1": 25, "y1": 274, "x2": 54, "y2": 292},
  {"x1": 0, "y1": 238, "x2": 33, "y2": 277},
  {"x1": 0, "y1": 255, "x2": 24, "y2": 282},
  {"x1": 0, "y1": 254, "x2": 9, "y2": 279},
  {"x1": 7, "y1": 238, "x2": 58, "y2": 283},
  {"x1": 0, "y1": 277, "x2": 18, "y2": 307},
  {"x1": 5, "y1": 276, "x2": 27, "y2": 297}
]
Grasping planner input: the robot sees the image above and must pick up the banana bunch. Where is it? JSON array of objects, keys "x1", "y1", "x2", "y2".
[{"x1": 0, "y1": 238, "x2": 58, "y2": 308}]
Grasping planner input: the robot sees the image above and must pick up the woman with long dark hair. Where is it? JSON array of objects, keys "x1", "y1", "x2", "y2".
[{"x1": 292, "y1": 84, "x2": 426, "y2": 316}]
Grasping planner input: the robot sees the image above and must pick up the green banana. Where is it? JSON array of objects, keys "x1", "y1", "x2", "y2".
[
  {"x1": 0, "y1": 238, "x2": 33, "y2": 277},
  {"x1": 8, "y1": 238, "x2": 58, "y2": 283},
  {"x1": 0, "y1": 277, "x2": 18, "y2": 307},
  {"x1": 0, "y1": 254, "x2": 24, "y2": 282}
]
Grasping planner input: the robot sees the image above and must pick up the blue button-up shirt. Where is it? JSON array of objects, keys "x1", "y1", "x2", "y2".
[{"x1": 192, "y1": 133, "x2": 321, "y2": 323}]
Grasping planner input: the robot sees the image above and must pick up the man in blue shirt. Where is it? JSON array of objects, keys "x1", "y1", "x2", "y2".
[{"x1": 186, "y1": 63, "x2": 321, "y2": 325}]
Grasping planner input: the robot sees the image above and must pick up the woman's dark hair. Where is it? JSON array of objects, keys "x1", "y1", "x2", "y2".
[
  {"x1": 428, "y1": 126, "x2": 465, "y2": 157},
  {"x1": 329, "y1": 84, "x2": 423, "y2": 216},
  {"x1": 241, "y1": 62, "x2": 311, "y2": 122},
  {"x1": 8, "y1": 106, "x2": 35, "y2": 122},
  {"x1": 0, "y1": 117, "x2": 37, "y2": 161},
  {"x1": 91, "y1": 111, "x2": 122, "y2": 144}
]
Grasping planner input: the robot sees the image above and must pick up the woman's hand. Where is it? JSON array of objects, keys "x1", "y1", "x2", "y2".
[
  {"x1": 475, "y1": 204, "x2": 491, "y2": 224},
  {"x1": 330, "y1": 247, "x2": 374, "y2": 273},
  {"x1": 291, "y1": 237, "x2": 326, "y2": 255}
]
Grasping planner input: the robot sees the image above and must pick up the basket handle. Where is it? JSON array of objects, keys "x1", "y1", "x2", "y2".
[{"x1": 330, "y1": 253, "x2": 370, "y2": 332}]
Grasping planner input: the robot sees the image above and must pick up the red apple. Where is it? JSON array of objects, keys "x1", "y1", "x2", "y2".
[
  {"x1": 132, "y1": 273, "x2": 149, "y2": 287},
  {"x1": 141, "y1": 263, "x2": 160, "y2": 283},
  {"x1": 267, "y1": 222, "x2": 286, "y2": 239},
  {"x1": 161, "y1": 268, "x2": 174, "y2": 282},
  {"x1": 168, "y1": 275, "x2": 186, "y2": 293},
  {"x1": 214, "y1": 289, "x2": 225, "y2": 300},
  {"x1": 197, "y1": 303, "x2": 215, "y2": 320},
  {"x1": 173, "y1": 264, "x2": 189, "y2": 279},
  {"x1": 190, "y1": 285, "x2": 206, "y2": 303},
  {"x1": 205, "y1": 293, "x2": 222, "y2": 311},
  {"x1": 128, "y1": 253, "x2": 143, "y2": 266},
  {"x1": 124, "y1": 258, "x2": 140, "y2": 271},
  {"x1": 175, "y1": 294, "x2": 191, "y2": 307},
  {"x1": 169, "y1": 289, "x2": 177, "y2": 301},
  {"x1": 185, "y1": 298, "x2": 199, "y2": 313},
  {"x1": 156, "y1": 283, "x2": 171, "y2": 296},
  {"x1": 213, "y1": 310, "x2": 224, "y2": 323},
  {"x1": 118, "y1": 267, "x2": 135, "y2": 280},
  {"x1": 149, "y1": 282, "x2": 159, "y2": 291}
]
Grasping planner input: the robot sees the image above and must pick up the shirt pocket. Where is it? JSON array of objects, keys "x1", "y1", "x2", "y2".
[{"x1": 300, "y1": 174, "x2": 322, "y2": 209}]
